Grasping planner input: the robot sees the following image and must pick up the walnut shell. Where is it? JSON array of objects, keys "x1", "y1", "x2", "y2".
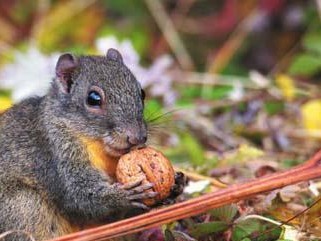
[{"x1": 116, "y1": 147, "x2": 175, "y2": 206}]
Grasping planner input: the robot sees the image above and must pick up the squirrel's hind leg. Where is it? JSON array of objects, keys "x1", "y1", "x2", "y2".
[{"x1": 0, "y1": 185, "x2": 77, "y2": 241}]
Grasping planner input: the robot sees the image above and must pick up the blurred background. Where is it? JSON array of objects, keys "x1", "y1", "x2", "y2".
[
  {"x1": 1, "y1": 0, "x2": 321, "y2": 177},
  {"x1": 2, "y1": 0, "x2": 321, "y2": 240}
]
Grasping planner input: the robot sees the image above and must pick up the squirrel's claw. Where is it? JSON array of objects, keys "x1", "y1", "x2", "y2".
[
  {"x1": 115, "y1": 180, "x2": 157, "y2": 208},
  {"x1": 121, "y1": 178, "x2": 145, "y2": 190},
  {"x1": 128, "y1": 191, "x2": 158, "y2": 201},
  {"x1": 120, "y1": 180, "x2": 154, "y2": 194},
  {"x1": 130, "y1": 202, "x2": 150, "y2": 210},
  {"x1": 127, "y1": 183, "x2": 154, "y2": 194}
]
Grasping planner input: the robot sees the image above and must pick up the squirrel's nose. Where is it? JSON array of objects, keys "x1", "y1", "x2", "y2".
[{"x1": 127, "y1": 132, "x2": 147, "y2": 147}]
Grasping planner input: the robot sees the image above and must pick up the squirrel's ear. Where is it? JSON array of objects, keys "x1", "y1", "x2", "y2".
[
  {"x1": 106, "y1": 48, "x2": 123, "y2": 63},
  {"x1": 55, "y1": 53, "x2": 78, "y2": 93}
]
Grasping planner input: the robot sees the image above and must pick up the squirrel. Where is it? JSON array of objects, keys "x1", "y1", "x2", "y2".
[{"x1": 0, "y1": 49, "x2": 166, "y2": 241}]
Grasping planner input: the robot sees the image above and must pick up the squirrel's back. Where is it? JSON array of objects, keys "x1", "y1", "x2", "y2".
[
  {"x1": 0, "y1": 97, "x2": 80, "y2": 240},
  {"x1": 0, "y1": 97, "x2": 45, "y2": 176}
]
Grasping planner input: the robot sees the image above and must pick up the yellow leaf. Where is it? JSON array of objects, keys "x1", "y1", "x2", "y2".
[
  {"x1": 269, "y1": 205, "x2": 301, "y2": 226},
  {"x1": 0, "y1": 96, "x2": 12, "y2": 112},
  {"x1": 238, "y1": 144, "x2": 264, "y2": 158},
  {"x1": 275, "y1": 74, "x2": 296, "y2": 101},
  {"x1": 33, "y1": 0, "x2": 101, "y2": 51},
  {"x1": 301, "y1": 100, "x2": 321, "y2": 131},
  {"x1": 221, "y1": 144, "x2": 264, "y2": 165}
]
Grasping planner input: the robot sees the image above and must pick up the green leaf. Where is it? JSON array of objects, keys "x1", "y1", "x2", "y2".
[
  {"x1": 288, "y1": 54, "x2": 321, "y2": 76},
  {"x1": 232, "y1": 219, "x2": 260, "y2": 241},
  {"x1": 202, "y1": 86, "x2": 233, "y2": 100},
  {"x1": 164, "y1": 229, "x2": 175, "y2": 241},
  {"x1": 282, "y1": 159, "x2": 304, "y2": 168},
  {"x1": 165, "y1": 230, "x2": 197, "y2": 241},
  {"x1": 144, "y1": 99, "x2": 163, "y2": 122},
  {"x1": 303, "y1": 32, "x2": 321, "y2": 55},
  {"x1": 264, "y1": 101, "x2": 284, "y2": 115},
  {"x1": 210, "y1": 204, "x2": 238, "y2": 223},
  {"x1": 181, "y1": 86, "x2": 202, "y2": 99},
  {"x1": 0, "y1": 90, "x2": 11, "y2": 98},
  {"x1": 180, "y1": 132, "x2": 205, "y2": 166},
  {"x1": 189, "y1": 221, "x2": 229, "y2": 238},
  {"x1": 102, "y1": 0, "x2": 147, "y2": 18}
]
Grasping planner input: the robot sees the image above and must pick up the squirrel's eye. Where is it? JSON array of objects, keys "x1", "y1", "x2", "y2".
[{"x1": 87, "y1": 91, "x2": 102, "y2": 107}]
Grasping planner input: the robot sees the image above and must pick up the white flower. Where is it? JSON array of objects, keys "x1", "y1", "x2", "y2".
[
  {"x1": 184, "y1": 180, "x2": 210, "y2": 194},
  {"x1": 0, "y1": 46, "x2": 59, "y2": 103},
  {"x1": 95, "y1": 36, "x2": 176, "y2": 106},
  {"x1": 249, "y1": 70, "x2": 270, "y2": 88},
  {"x1": 96, "y1": 36, "x2": 140, "y2": 69},
  {"x1": 228, "y1": 81, "x2": 244, "y2": 101},
  {"x1": 148, "y1": 55, "x2": 176, "y2": 105}
]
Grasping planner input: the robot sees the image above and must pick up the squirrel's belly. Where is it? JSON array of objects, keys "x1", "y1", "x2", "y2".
[{"x1": 79, "y1": 137, "x2": 119, "y2": 179}]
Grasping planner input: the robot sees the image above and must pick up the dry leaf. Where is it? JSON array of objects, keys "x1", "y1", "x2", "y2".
[
  {"x1": 275, "y1": 74, "x2": 296, "y2": 101},
  {"x1": 301, "y1": 99, "x2": 321, "y2": 132},
  {"x1": 0, "y1": 96, "x2": 12, "y2": 112}
]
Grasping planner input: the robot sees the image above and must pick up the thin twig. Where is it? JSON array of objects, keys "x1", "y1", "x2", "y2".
[
  {"x1": 176, "y1": 71, "x2": 261, "y2": 89},
  {"x1": 174, "y1": 166, "x2": 227, "y2": 188},
  {"x1": 207, "y1": 9, "x2": 262, "y2": 73},
  {"x1": 246, "y1": 196, "x2": 321, "y2": 240},
  {"x1": 239, "y1": 126, "x2": 321, "y2": 140},
  {"x1": 171, "y1": 0, "x2": 196, "y2": 28},
  {"x1": 144, "y1": 0, "x2": 194, "y2": 70},
  {"x1": 48, "y1": 150, "x2": 321, "y2": 241}
]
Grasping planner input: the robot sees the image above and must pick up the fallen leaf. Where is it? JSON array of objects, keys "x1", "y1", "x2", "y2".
[
  {"x1": 210, "y1": 204, "x2": 239, "y2": 223},
  {"x1": 279, "y1": 185, "x2": 301, "y2": 202},
  {"x1": 189, "y1": 221, "x2": 229, "y2": 238},
  {"x1": 164, "y1": 230, "x2": 197, "y2": 241},
  {"x1": 301, "y1": 99, "x2": 321, "y2": 132},
  {"x1": 275, "y1": 74, "x2": 296, "y2": 101},
  {"x1": 0, "y1": 96, "x2": 12, "y2": 112}
]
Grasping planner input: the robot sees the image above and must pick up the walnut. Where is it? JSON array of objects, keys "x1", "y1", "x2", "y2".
[{"x1": 116, "y1": 147, "x2": 175, "y2": 206}]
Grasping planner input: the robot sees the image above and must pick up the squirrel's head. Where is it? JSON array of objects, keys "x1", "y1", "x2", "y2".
[{"x1": 49, "y1": 48, "x2": 147, "y2": 157}]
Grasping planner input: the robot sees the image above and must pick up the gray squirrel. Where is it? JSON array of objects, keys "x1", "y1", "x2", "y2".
[{"x1": 0, "y1": 49, "x2": 162, "y2": 241}]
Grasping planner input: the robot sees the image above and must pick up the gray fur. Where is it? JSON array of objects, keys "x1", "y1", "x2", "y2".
[{"x1": 0, "y1": 49, "x2": 148, "y2": 241}]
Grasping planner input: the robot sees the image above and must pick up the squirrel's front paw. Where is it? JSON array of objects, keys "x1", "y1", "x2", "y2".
[
  {"x1": 171, "y1": 172, "x2": 188, "y2": 197},
  {"x1": 162, "y1": 172, "x2": 188, "y2": 205},
  {"x1": 116, "y1": 179, "x2": 158, "y2": 210}
]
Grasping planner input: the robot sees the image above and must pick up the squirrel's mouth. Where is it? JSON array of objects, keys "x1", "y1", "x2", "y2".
[{"x1": 103, "y1": 143, "x2": 131, "y2": 157}]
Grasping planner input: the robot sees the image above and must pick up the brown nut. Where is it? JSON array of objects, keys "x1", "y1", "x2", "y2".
[{"x1": 116, "y1": 147, "x2": 175, "y2": 206}]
